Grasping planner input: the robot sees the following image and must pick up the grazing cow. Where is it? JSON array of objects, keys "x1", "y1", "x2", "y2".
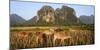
[
  {"x1": 35, "y1": 32, "x2": 47, "y2": 46},
  {"x1": 17, "y1": 32, "x2": 28, "y2": 39},
  {"x1": 16, "y1": 31, "x2": 33, "y2": 40},
  {"x1": 28, "y1": 32, "x2": 33, "y2": 37},
  {"x1": 42, "y1": 29, "x2": 55, "y2": 46},
  {"x1": 53, "y1": 30, "x2": 72, "y2": 45},
  {"x1": 35, "y1": 32, "x2": 43, "y2": 43},
  {"x1": 43, "y1": 29, "x2": 54, "y2": 35}
]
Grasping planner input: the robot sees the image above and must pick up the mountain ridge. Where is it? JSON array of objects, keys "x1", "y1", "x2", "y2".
[{"x1": 10, "y1": 5, "x2": 94, "y2": 27}]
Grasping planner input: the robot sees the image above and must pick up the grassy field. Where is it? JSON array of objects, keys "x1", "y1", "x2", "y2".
[{"x1": 10, "y1": 26, "x2": 94, "y2": 49}]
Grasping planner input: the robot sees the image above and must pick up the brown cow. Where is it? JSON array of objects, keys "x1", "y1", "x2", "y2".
[
  {"x1": 18, "y1": 32, "x2": 28, "y2": 37},
  {"x1": 53, "y1": 29, "x2": 72, "y2": 45},
  {"x1": 35, "y1": 32, "x2": 47, "y2": 45}
]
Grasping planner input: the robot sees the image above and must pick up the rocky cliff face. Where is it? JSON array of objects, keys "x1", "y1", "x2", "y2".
[
  {"x1": 37, "y1": 5, "x2": 77, "y2": 24},
  {"x1": 37, "y1": 5, "x2": 55, "y2": 23},
  {"x1": 55, "y1": 6, "x2": 77, "y2": 24}
]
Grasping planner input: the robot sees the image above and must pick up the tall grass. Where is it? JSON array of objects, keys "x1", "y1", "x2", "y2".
[{"x1": 10, "y1": 26, "x2": 94, "y2": 50}]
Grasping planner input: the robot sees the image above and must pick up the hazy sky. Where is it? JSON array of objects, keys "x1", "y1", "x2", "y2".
[{"x1": 10, "y1": 1, "x2": 95, "y2": 20}]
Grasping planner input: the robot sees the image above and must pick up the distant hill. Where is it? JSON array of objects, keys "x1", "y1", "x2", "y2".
[
  {"x1": 22, "y1": 16, "x2": 39, "y2": 26},
  {"x1": 10, "y1": 5, "x2": 94, "y2": 27},
  {"x1": 10, "y1": 14, "x2": 26, "y2": 26},
  {"x1": 79, "y1": 15, "x2": 94, "y2": 24}
]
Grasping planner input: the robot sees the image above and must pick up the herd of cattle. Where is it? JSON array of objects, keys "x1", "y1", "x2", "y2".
[{"x1": 10, "y1": 27, "x2": 94, "y2": 49}]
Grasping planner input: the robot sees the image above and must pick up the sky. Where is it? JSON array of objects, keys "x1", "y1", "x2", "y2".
[{"x1": 10, "y1": 1, "x2": 95, "y2": 20}]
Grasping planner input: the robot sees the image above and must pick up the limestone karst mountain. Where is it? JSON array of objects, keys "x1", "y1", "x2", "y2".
[
  {"x1": 37, "y1": 5, "x2": 55, "y2": 23},
  {"x1": 55, "y1": 5, "x2": 78, "y2": 25},
  {"x1": 10, "y1": 5, "x2": 94, "y2": 26}
]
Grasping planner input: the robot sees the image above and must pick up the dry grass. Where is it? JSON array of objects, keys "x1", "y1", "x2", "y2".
[{"x1": 10, "y1": 26, "x2": 94, "y2": 50}]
